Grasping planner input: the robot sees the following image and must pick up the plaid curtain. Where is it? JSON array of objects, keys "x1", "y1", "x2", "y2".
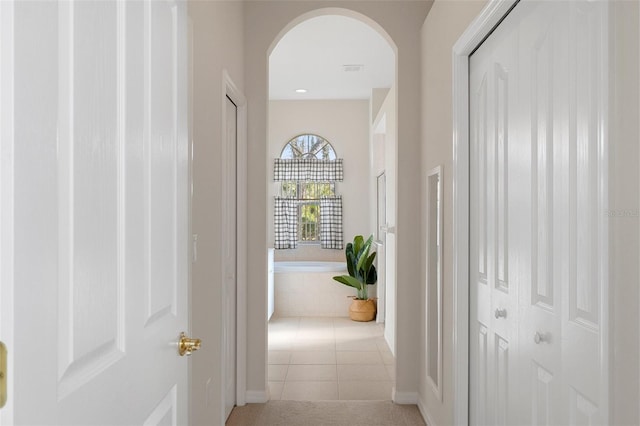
[
  {"x1": 274, "y1": 159, "x2": 343, "y2": 182},
  {"x1": 319, "y1": 196, "x2": 343, "y2": 249},
  {"x1": 274, "y1": 197, "x2": 298, "y2": 249}
]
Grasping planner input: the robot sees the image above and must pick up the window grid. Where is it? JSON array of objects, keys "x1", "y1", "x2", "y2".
[{"x1": 279, "y1": 182, "x2": 335, "y2": 242}]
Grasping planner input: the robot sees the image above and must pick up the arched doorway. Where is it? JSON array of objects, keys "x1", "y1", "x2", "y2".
[
  {"x1": 241, "y1": 1, "x2": 429, "y2": 406},
  {"x1": 265, "y1": 9, "x2": 397, "y2": 402}
]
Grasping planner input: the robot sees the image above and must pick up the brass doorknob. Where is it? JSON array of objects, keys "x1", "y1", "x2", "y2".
[{"x1": 178, "y1": 332, "x2": 201, "y2": 356}]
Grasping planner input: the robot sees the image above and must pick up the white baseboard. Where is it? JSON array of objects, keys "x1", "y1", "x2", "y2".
[
  {"x1": 417, "y1": 396, "x2": 437, "y2": 426},
  {"x1": 392, "y1": 388, "x2": 418, "y2": 404},
  {"x1": 245, "y1": 390, "x2": 269, "y2": 403}
]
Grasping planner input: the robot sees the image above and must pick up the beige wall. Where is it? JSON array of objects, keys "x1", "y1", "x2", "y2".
[
  {"x1": 418, "y1": 1, "x2": 486, "y2": 424},
  {"x1": 188, "y1": 1, "x2": 244, "y2": 424},
  {"x1": 610, "y1": 1, "x2": 640, "y2": 424},
  {"x1": 268, "y1": 100, "x2": 371, "y2": 262},
  {"x1": 244, "y1": 0, "x2": 431, "y2": 398}
]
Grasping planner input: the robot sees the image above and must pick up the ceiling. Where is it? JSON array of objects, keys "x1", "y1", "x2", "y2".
[{"x1": 269, "y1": 15, "x2": 395, "y2": 101}]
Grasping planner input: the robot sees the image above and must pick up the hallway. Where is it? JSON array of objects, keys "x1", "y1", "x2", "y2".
[{"x1": 268, "y1": 317, "x2": 395, "y2": 401}]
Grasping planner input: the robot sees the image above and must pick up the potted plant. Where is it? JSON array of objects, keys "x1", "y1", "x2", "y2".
[{"x1": 333, "y1": 235, "x2": 378, "y2": 321}]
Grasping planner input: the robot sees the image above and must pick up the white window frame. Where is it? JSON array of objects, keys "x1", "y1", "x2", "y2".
[{"x1": 279, "y1": 134, "x2": 338, "y2": 244}]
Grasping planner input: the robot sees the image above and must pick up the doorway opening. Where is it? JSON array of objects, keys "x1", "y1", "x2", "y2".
[{"x1": 266, "y1": 12, "x2": 398, "y2": 401}]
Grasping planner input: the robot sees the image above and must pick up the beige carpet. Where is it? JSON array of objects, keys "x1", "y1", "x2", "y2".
[{"x1": 225, "y1": 401, "x2": 427, "y2": 426}]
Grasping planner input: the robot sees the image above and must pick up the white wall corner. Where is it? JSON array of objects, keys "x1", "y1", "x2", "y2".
[
  {"x1": 392, "y1": 388, "x2": 418, "y2": 405},
  {"x1": 245, "y1": 390, "x2": 269, "y2": 404},
  {"x1": 418, "y1": 396, "x2": 437, "y2": 426}
]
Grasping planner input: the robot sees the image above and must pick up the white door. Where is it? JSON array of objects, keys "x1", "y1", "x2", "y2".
[
  {"x1": 223, "y1": 95, "x2": 238, "y2": 420},
  {"x1": 469, "y1": 10, "x2": 520, "y2": 423},
  {"x1": 0, "y1": 0, "x2": 191, "y2": 424},
  {"x1": 469, "y1": 1, "x2": 608, "y2": 424}
]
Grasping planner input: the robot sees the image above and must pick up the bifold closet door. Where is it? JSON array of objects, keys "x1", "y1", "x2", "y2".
[{"x1": 469, "y1": 1, "x2": 607, "y2": 425}]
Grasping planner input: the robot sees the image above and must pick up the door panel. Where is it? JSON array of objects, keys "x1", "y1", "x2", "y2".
[
  {"x1": 470, "y1": 1, "x2": 607, "y2": 424},
  {"x1": 531, "y1": 363, "x2": 554, "y2": 425},
  {"x1": 147, "y1": 0, "x2": 179, "y2": 325},
  {"x1": 494, "y1": 335, "x2": 509, "y2": 426},
  {"x1": 3, "y1": 1, "x2": 190, "y2": 424},
  {"x1": 57, "y1": 0, "x2": 124, "y2": 400},
  {"x1": 494, "y1": 63, "x2": 509, "y2": 293}
]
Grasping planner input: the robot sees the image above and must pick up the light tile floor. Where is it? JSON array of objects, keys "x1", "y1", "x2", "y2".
[{"x1": 268, "y1": 317, "x2": 395, "y2": 401}]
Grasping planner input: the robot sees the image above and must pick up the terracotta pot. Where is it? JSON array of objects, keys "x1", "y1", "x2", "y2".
[{"x1": 349, "y1": 299, "x2": 377, "y2": 322}]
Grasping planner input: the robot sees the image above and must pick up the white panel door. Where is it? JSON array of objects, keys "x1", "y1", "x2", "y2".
[
  {"x1": 0, "y1": 0, "x2": 190, "y2": 424},
  {"x1": 469, "y1": 10, "x2": 520, "y2": 424},
  {"x1": 470, "y1": 1, "x2": 607, "y2": 425},
  {"x1": 223, "y1": 95, "x2": 238, "y2": 420}
]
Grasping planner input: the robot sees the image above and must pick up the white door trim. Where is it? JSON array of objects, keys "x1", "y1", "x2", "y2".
[
  {"x1": 0, "y1": 1, "x2": 14, "y2": 423},
  {"x1": 222, "y1": 70, "x2": 248, "y2": 408},
  {"x1": 453, "y1": 1, "x2": 611, "y2": 424},
  {"x1": 452, "y1": 3, "x2": 518, "y2": 423}
]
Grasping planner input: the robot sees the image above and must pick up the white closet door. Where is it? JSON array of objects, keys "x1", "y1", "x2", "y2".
[
  {"x1": 2, "y1": 0, "x2": 190, "y2": 424},
  {"x1": 469, "y1": 9, "x2": 520, "y2": 424},
  {"x1": 470, "y1": 1, "x2": 608, "y2": 425}
]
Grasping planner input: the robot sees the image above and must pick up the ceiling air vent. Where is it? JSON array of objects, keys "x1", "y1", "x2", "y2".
[{"x1": 342, "y1": 64, "x2": 364, "y2": 72}]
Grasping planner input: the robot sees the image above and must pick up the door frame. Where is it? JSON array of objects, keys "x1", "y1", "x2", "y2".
[
  {"x1": 0, "y1": 1, "x2": 14, "y2": 423},
  {"x1": 452, "y1": 0, "x2": 610, "y2": 423},
  {"x1": 221, "y1": 70, "x2": 248, "y2": 409}
]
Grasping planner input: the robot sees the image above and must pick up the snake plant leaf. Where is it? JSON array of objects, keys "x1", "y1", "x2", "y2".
[{"x1": 332, "y1": 275, "x2": 363, "y2": 290}]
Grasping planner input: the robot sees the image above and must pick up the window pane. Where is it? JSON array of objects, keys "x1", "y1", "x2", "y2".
[
  {"x1": 280, "y1": 145, "x2": 294, "y2": 159},
  {"x1": 281, "y1": 182, "x2": 296, "y2": 197},
  {"x1": 296, "y1": 182, "x2": 335, "y2": 200},
  {"x1": 319, "y1": 183, "x2": 334, "y2": 196},
  {"x1": 300, "y1": 203, "x2": 319, "y2": 241},
  {"x1": 280, "y1": 134, "x2": 336, "y2": 160}
]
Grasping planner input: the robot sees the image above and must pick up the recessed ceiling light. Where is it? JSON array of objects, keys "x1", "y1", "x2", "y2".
[
  {"x1": 343, "y1": 64, "x2": 364, "y2": 72},
  {"x1": 295, "y1": 88, "x2": 307, "y2": 93}
]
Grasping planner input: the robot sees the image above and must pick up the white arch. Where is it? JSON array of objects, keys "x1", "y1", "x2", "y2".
[{"x1": 268, "y1": 7, "x2": 398, "y2": 57}]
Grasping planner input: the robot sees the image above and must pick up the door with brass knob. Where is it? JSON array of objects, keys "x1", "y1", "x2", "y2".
[
  {"x1": 178, "y1": 332, "x2": 202, "y2": 356},
  {"x1": 0, "y1": 0, "x2": 192, "y2": 422}
]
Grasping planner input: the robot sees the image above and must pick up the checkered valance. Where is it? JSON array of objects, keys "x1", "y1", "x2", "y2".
[
  {"x1": 274, "y1": 197, "x2": 298, "y2": 249},
  {"x1": 274, "y1": 159, "x2": 343, "y2": 182},
  {"x1": 320, "y1": 196, "x2": 343, "y2": 249}
]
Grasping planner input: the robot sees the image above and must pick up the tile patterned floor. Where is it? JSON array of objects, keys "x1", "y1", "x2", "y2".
[{"x1": 268, "y1": 317, "x2": 395, "y2": 401}]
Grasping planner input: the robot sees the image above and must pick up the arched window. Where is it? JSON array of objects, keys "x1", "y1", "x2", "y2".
[
  {"x1": 278, "y1": 134, "x2": 337, "y2": 244},
  {"x1": 280, "y1": 134, "x2": 337, "y2": 160}
]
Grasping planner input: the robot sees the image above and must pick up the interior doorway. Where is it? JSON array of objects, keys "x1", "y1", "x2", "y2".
[
  {"x1": 221, "y1": 72, "x2": 248, "y2": 422},
  {"x1": 266, "y1": 12, "x2": 397, "y2": 401}
]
